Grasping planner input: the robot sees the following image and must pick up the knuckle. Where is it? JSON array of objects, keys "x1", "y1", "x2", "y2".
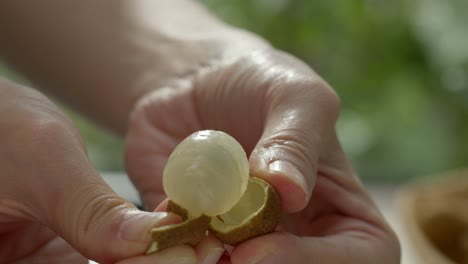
[
  {"x1": 69, "y1": 189, "x2": 130, "y2": 257},
  {"x1": 11, "y1": 105, "x2": 85, "y2": 159},
  {"x1": 17, "y1": 119, "x2": 70, "y2": 155},
  {"x1": 79, "y1": 195, "x2": 126, "y2": 234},
  {"x1": 316, "y1": 82, "x2": 341, "y2": 118},
  {"x1": 301, "y1": 79, "x2": 341, "y2": 118},
  {"x1": 0, "y1": 85, "x2": 82, "y2": 155},
  {"x1": 263, "y1": 129, "x2": 318, "y2": 170},
  {"x1": 7, "y1": 116, "x2": 88, "y2": 181},
  {"x1": 268, "y1": 77, "x2": 341, "y2": 121}
]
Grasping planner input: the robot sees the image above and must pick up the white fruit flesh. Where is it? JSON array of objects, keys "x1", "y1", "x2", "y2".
[{"x1": 163, "y1": 130, "x2": 249, "y2": 217}]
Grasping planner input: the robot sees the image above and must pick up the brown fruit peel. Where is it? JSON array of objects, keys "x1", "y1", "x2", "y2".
[
  {"x1": 147, "y1": 177, "x2": 281, "y2": 254},
  {"x1": 146, "y1": 213, "x2": 210, "y2": 254},
  {"x1": 209, "y1": 177, "x2": 282, "y2": 245}
]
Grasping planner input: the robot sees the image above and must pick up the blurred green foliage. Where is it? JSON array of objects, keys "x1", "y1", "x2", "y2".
[
  {"x1": 1, "y1": 0, "x2": 467, "y2": 181},
  {"x1": 200, "y1": 0, "x2": 468, "y2": 181}
]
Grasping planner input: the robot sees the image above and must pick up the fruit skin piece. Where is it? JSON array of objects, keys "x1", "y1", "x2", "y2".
[
  {"x1": 148, "y1": 177, "x2": 282, "y2": 254},
  {"x1": 209, "y1": 177, "x2": 282, "y2": 245},
  {"x1": 167, "y1": 199, "x2": 189, "y2": 220},
  {"x1": 146, "y1": 211, "x2": 210, "y2": 254}
]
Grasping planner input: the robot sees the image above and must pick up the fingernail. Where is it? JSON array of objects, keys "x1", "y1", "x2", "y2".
[
  {"x1": 120, "y1": 210, "x2": 180, "y2": 242},
  {"x1": 202, "y1": 247, "x2": 224, "y2": 264},
  {"x1": 268, "y1": 161, "x2": 310, "y2": 199}
]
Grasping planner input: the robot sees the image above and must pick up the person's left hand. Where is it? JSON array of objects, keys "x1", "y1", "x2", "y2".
[{"x1": 125, "y1": 45, "x2": 400, "y2": 263}]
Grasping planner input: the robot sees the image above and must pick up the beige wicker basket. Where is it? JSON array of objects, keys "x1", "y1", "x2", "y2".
[{"x1": 397, "y1": 169, "x2": 468, "y2": 264}]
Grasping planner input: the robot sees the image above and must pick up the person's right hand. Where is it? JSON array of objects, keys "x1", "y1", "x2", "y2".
[
  {"x1": 124, "y1": 44, "x2": 401, "y2": 263},
  {"x1": 0, "y1": 77, "x2": 222, "y2": 264}
]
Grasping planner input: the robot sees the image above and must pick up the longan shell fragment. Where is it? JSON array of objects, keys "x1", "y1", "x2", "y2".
[
  {"x1": 167, "y1": 200, "x2": 189, "y2": 220},
  {"x1": 209, "y1": 177, "x2": 282, "y2": 245},
  {"x1": 146, "y1": 211, "x2": 210, "y2": 254},
  {"x1": 147, "y1": 177, "x2": 281, "y2": 254}
]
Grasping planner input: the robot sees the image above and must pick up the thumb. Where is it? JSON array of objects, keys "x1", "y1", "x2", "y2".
[
  {"x1": 249, "y1": 80, "x2": 340, "y2": 213},
  {"x1": 34, "y1": 153, "x2": 181, "y2": 263},
  {"x1": 0, "y1": 81, "x2": 183, "y2": 263},
  {"x1": 55, "y1": 176, "x2": 180, "y2": 263}
]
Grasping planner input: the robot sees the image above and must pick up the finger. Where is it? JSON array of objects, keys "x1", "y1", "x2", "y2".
[
  {"x1": 47, "y1": 169, "x2": 182, "y2": 263},
  {"x1": 230, "y1": 231, "x2": 398, "y2": 264},
  {"x1": 116, "y1": 245, "x2": 198, "y2": 264},
  {"x1": 154, "y1": 199, "x2": 225, "y2": 264},
  {"x1": 10, "y1": 123, "x2": 182, "y2": 263},
  {"x1": 0, "y1": 80, "x2": 185, "y2": 263},
  {"x1": 56, "y1": 173, "x2": 182, "y2": 263},
  {"x1": 250, "y1": 77, "x2": 340, "y2": 213},
  {"x1": 125, "y1": 87, "x2": 202, "y2": 210},
  {"x1": 195, "y1": 234, "x2": 225, "y2": 264}
]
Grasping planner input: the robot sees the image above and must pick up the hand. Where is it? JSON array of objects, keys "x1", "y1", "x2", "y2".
[
  {"x1": 0, "y1": 77, "x2": 222, "y2": 264},
  {"x1": 125, "y1": 46, "x2": 400, "y2": 263}
]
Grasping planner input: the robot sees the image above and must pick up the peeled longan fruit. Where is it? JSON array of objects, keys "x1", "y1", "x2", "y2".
[
  {"x1": 148, "y1": 130, "x2": 281, "y2": 253},
  {"x1": 163, "y1": 130, "x2": 250, "y2": 217}
]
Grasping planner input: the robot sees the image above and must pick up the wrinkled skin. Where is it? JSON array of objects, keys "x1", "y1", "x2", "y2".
[
  {"x1": 0, "y1": 79, "x2": 221, "y2": 264},
  {"x1": 0, "y1": 0, "x2": 400, "y2": 262},
  {"x1": 0, "y1": 46, "x2": 400, "y2": 263},
  {"x1": 125, "y1": 48, "x2": 401, "y2": 264}
]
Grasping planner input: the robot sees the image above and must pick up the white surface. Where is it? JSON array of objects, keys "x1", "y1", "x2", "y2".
[
  {"x1": 89, "y1": 172, "x2": 420, "y2": 264},
  {"x1": 367, "y1": 185, "x2": 419, "y2": 264}
]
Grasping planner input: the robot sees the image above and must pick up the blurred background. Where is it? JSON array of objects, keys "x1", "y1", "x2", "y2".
[
  {"x1": 1, "y1": 0, "x2": 467, "y2": 183},
  {"x1": 199, "y1": 0, "x2": 468, "y2": 183},
  {"x1": 2, "y1": 1, "x2": 467, "y2": 263}
]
